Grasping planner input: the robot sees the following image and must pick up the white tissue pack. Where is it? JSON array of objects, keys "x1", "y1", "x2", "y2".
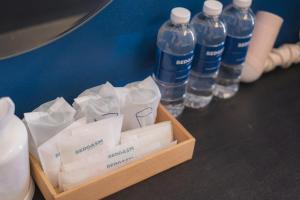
[
  {"x1": 24, "y1": 97, "x2": 76, "y2": 160},
  {"x1": 73, "y1": 82, "x2": 121, "y2": 123},
  {"x1": 73, "y1": 77, "x2": 161, "y2": 131},
  {"x1": 120, "y1": 77, "x2": 161, "y2": 131}
]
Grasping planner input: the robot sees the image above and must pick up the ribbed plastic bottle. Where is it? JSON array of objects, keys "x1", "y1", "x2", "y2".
[
  {"x1": 185, "y1": 0, "x2": 226, "y2": 108},
  {"x1": 0, "y1": 97, "x2": 35, "y2": 200},
  {"x1": 153, "y1": 7, "x2": 196, "y2": 117},
  {"x1": 214, "y1": 0, "x2": 255, "y2": 98}
]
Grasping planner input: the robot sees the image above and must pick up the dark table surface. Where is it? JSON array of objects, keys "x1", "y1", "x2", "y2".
[{"x1": 33, "y1": 65, "x2": 300, "y2": 200}]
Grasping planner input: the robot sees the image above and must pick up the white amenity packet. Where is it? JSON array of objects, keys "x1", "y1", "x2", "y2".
[
  {"x1": 73, "y1": 82, "x2": 121, "y2": 123},
  {"x1": 58, "y1": 115, "x2": 123, "y2": 165},
  {"x1": 121, "y1": 121, "x2": 173, "y2": 145},
  {"x1": 58, "y1": 141, "x2": 137, "y2": 191},
  {"x1": 76, "y1": 82, "x2": 117, "y2": 98},
  {"x1": 58, "y1": 121, "x2": 175, "y2": 191},
  {"x1": 24, "y1": 97, "x2": 76, "y2": 159},
  {"x1": 38, "y1": 118, "x2": 87, "y2": 187},
  {"x1": 73, "y1": 95, "x2": 120, "y2": 122},
  {"x1": 136, "y1": 138, "x2": 177, "y2": 159},
  {"x1": 121, "y1": 121, "x2": 174, "y2": 158},
  {"x1": 72, "y1": 77, "x2": 160, "y2": 131},
  {"x1": 58, "y1": 155, "x2": 107, "y2": 191},
  {"x1": 119, "y1": 77, "x2": 161, "y2": 131},
  {"x1": 106, "y1": 141, "x2": 137, "y2": 170}
]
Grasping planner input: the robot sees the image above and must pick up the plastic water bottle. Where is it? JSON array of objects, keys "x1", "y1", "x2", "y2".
[
  {"x1": 153, "y1": 7, "x2": 195, "y2": 117},
  {"x1": 185, "y1": 1, "x2": 226, "y2": 108},
  {"x1": 214, "y1": 0, "x2": 255, "y2": 99}
]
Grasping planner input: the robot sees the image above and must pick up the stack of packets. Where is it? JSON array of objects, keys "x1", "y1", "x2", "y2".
[{"x1": 23, "y1": 77, "x2": 177, "y2": 191}]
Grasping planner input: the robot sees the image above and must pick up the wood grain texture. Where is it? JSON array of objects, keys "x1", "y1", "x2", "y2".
[{"x1": 30, "y1": 104, "x2": 196, "y2": 200}]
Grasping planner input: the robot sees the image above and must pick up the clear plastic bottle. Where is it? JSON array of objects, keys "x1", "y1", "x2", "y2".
[
  {"x1": 185, "y1": 0, "x2": 226, "y2": 109},
  {"x1": 154, "y1": 7, "x2": 195, "y2": 117},
  {"x1": 214, "y1": 0, "x2": 255, "y2": 99}
]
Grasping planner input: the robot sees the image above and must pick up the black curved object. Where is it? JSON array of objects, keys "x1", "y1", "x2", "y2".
[{"x1": 0, "y1": 0, "x2": 112, "y2": 60}]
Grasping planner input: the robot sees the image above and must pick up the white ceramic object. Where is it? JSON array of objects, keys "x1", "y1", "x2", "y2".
[
  {"x1": 242, "y1": 11, "x2": 283, "y2": 82},
  {"x1": 0, "y1": 97, "x2": 34, "y2": 200}
]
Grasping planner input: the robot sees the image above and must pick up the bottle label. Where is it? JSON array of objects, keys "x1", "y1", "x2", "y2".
[
  {"x1": 155, "y1": 49, "x2": 194, "y2": 83},
  {"x1": 222, "y1": 35, "x2": 252, "y2": 65},
  {"x1": 192, "y1": 43, "x2": 224, "y2": 74}
]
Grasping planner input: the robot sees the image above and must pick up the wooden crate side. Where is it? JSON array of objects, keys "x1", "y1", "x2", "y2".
[
  {"x1": 30, "y1": 155, "x2": 58, "y2": 200},
  {"x1": 157, "y1": 104, "x2": 194, "y2": 142},
  {"x1": 31, "y1": 104, "x2": 196, "y2": 200},
  {"x1": 55, "y1": 140, "x2": 194, "y2": 200}
]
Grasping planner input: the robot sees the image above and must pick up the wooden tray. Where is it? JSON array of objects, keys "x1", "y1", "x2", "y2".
[{"x1": 30, "y1": 105, "x2": 196, "y2": 200}]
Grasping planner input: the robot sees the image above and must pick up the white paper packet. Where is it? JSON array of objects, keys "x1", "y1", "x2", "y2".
[
  {"x1": 73, "y1": 82, "x2": 121, "y2": 123},
  {"x1": 121, "y1": 121, "x2": 175, "y2": 158},
  {"x1": 114, "y1": 87, "x2": 130, "y2": 109},
  {"x1": 121, "y1": 121, "x2": 173, "y2": 145},
  {"x1": 76, "y1": 82, "x2": 116, "y2": 98},
  {"x1": 59, "y1": 140, "x2": 177, "y2": 192},
  {"x1": 58, "y1": 115, "x2": 123, "y2": 165},
  {"x1": 60, "y1": 142, "x2": 137, "y2": 173},
  {"x1": 24, "y1": 97, "x2": 76, "y2": 159},
  {"x1": 59, "y1": 140, "x2": 177, "y2": 191},
  {"x1": 58, "y1": 155, "x2": 107, "y2": 191},
  {"x1": 136, "y1": 138, "x2": 177, "y2": 159},
  {"x1": 106, "y1": 141, "x2": 137, "y2": 170},
  {"x1": 125, "y1": 76, "x2": 161, "y2": 94},
  {"x1": 37, "y1": 118, "x2": 87, "y2": 187},
  {"x1": 58, "y1": 116, "x2": 123, "y2": 190},
  {"x1": 58, "y1": 141, "x2": 136, "y2": 191},
  {"x1": 119, "y1": 77, "x2": 161, "y2": 131},
  {"x1": 73, "y1": 95, "x2": 120, "y2": 123},
  {"x1": 58, "y1": 121, "x2": 175, "y2": 191}
]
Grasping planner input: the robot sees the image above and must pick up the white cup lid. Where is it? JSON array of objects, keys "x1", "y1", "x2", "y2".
[
  {"x1": 233, "y1": 0, "x2": 252, "y2": 8},
  {"x1": 203, "y1": 0, "x2": 223, "y2": 16},
  {"x1": 170, "y1": 7, "x2": 191, "y2": 24}
]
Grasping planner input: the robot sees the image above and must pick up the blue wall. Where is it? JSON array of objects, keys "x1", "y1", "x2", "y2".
[{"x1": 1, "y1": 0, "x2": 299, "y2": 116}]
